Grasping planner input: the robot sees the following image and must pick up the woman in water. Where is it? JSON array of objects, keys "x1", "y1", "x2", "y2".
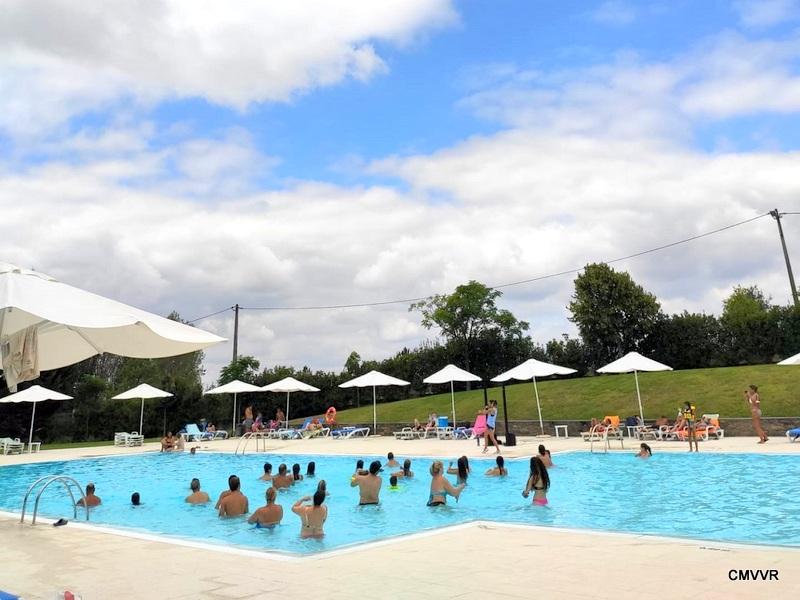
[
  {"x1": 522, "y1": 456, "x2": 550, "y2": 506},
  {"x1": 248, "y1": 486, "x2": 283, "y2": 528},
  {"x1": 292, "y1": 491, "x2": 327, "y2": 539},
  {"x1": 485, "y1": 455, "x2": 507, "y2": 477},
  {"x1": 427, "y1": 461, "x2": 464, "y2": 506},
  {"x1": 316, "y1": 479, "x2": 330, "y2": 497},
  {"x1": 745, "y1": 385, "x2": 768, "y2": 443},
  {"x1": 447, "y1": 456, "x2": 470, "y2": 485},
  {"x1": 537, "y1": 445, "x2": 553, "y2": 468},
  {"x1": 292, "y1": 463, "x2": 303, "y2": 482},
  {"x1": 636, "y1": 443, "x2": 652, "y2": 458},
  {"x1": 306, "y1": 462, "x2": 316, "y2": 477},
  {"x1": 393, "y1": 459, "x2": 414, "y2": 479}
]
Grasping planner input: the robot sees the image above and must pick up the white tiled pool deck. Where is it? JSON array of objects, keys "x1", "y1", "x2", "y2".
[{"x1": 2, "y1": 434, "x2": 799, "y2": 599}]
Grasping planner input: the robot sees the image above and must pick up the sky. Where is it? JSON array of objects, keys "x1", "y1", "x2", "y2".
[{"x1": 2, "y1": 0, "x2": 800, "y2": 384}]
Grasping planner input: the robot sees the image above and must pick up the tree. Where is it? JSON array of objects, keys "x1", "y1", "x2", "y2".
[
  {"x1": 218, "y1": 355, "x2": 260, "y2": 385},
  {"x1": 719, "y1": 285, "x2": 779, "y2": 365},
  {"x1": 410, "y1": 280, "x2": 529, "y2": 373},
  {"x1": 545, "y1": 334, "x2": 589, "y2": 375},
  {"x1": 643, "y1": 311, "x2": 721, "y2": 369},
  {"x1": 568, "y1": 263, "x2": 662, "y2": 370}
]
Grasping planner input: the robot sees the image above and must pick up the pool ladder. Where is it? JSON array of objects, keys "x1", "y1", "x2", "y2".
[
  {"x1": 589, "y1": 426, "x2": 625, "y2": 454},
  {"x1": 20, "y1": 475, "x2": 90, "y2": 525},
  {"x1": 234, "y1": 431, "x2": 271, "y2": 455}
]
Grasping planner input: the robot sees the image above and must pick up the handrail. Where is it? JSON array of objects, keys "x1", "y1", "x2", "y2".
[
  {"x1": 589, "y1": 425, "x2": 625, "y2": 454},
  {"x1": 234, "y1": 431, "x2": 270, "y2": 455},
  {"x1": 20, "y1": 475, "x2": 89, "y2": 525}
]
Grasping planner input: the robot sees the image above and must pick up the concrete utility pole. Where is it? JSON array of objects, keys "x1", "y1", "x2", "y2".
[
  {"x1": 769, "y1": 209, "x2": 798, "y2": 307},
  {"x1": 232, "y1": 303, "x2": 240, "y2": 362}
]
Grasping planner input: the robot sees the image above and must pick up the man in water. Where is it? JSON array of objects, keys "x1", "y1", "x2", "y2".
[
  {"x1": 385, "y1": 452, "x2": 401, "y2": 469},
  {"x1": 77, "y1": 483, "x2": 101, "y2": 507},
  {"x1": 271, "y1": 464, "x2": 293, "y2": 490},
  {"x1": 161, "y1": 432, "x2": 176, "y2": 452},
  {"x1": 248, "y1": 487, "x2": 283, "y2": 527},
  {"x1": 350, "y1": 460, "x2": 382, "y2": 505},
  {"x1": 218, "y1": 475, "x2": 249, "y2": 517},
  {"x1": 186, "y1": 478, "x2": 210, "y2": 504}
]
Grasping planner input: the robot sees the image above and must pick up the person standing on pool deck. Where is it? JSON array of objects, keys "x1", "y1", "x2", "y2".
[
  {"x1": 218, "y1": 475, "x2": 249, "y2": 517},
  {"x1": 482, "y1": 400, "x2": 501, "y2": 454},
  {"x1": 248, "y1": 487, "x2": 283, "y2": 527},
  {"x1": 351, "y1": 460, "x2": 382, "y2": 505},
  {"x1": 682, "y1": 401, "x2": 699, "y2": 453},
  {"x1": 292, "y1": 490, "x2": 327, "y2": 539},
  {"x1": 745, "y1": 385, "x2": 768, "y2": 443},
  {"x1": 522, "y1": 457, "x2": 550, "y2": 506},
  {"x1": 186, "y1": 478, "x2": 210, "y2": 504},
  {"x1": 428, "y1": 461, "x2": 464, "y2": 506}
]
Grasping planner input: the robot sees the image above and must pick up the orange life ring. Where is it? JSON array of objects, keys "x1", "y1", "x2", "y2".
[{"x1": 325, "y1": 406, "x2": 337, "y2": 424}]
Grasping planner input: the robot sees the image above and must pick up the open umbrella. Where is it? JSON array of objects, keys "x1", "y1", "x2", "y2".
[
  {"x1": 339, "y1": 370, "x2": 409, "y2": 432},
  {"x1": 261, "y1": 376, "x2": 320, "y2": 424},
  {"x1": 597, "y1": 352, "x2": 672, "y2": 422},
  {"x1": 0, "y1": 384, "x2": 71, "y2": 451},
  {"x1": 492, "y1": 358, "x2": 577, "y2": 435},
  {"x1": 204, "y1": 380, "x2": 264, "y2": 433},
  {"x1": 0, "y1": 263, "x2": 225, "y2": 392},
  {"x1": 112, "y1": 383, "x2": 173, "y2": 434},
  {"x1": 777, "y1": 352, "x2": 800, "y2": 365},
  {"x1": 423, "y1": 364, "x2": 481, "y2": 427}
]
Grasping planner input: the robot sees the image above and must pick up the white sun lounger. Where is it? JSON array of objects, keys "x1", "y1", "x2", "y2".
[
  {"x1": 1, "y1": 437, "x2": 25, "y2": 455},
  {"x1": 332, "y1": 426, "x2": 370, "y2": 439}
]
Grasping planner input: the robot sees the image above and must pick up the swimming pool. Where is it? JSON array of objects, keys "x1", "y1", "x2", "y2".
[{"x1": 0, "y1": 451, "x2": 797, "y2": 554}]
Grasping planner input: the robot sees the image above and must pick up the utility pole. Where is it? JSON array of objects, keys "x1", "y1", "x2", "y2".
[
  {"x1": 232, "y1": 303, "x2": 240, "y2": 362},
  {"x1": 770, "y1": 209, "x2": 798, "y2": 307}
]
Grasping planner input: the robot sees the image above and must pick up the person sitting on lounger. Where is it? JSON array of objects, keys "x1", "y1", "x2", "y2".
[
  {"x1": 425, "y1": 413, "x2": 438, "y2": 431},
  {"x1": 447, "y1": 456, "x2": 470, "y2": 485},
  {"x1": 248, "y1": 487, "x2": 283, "y2": 528},
  {"x1": 412, "y1": 418, "x2": 425, "y2": 432},
  {"x1": 655, "y1": 415, "x2": 669, "y2": 428},
  {"x1": 351, "y1": 460, "x2": 382, "y2": 505},
  {"x1": 161, "y1": 432, "x2": 176, "y2": 452},
  {"x1": 207, "y1": 423, "x2": 216, "y2": 434},
  {"x1": 77, "y1": 483, "x2": 101, "y2": 507},
  {"x1": 292, "y1": 491, "x2": 327, "y2": 539},
  {"x1": 259, "y1": 462, "x2": 273, "y2": 482},
  {"x1": 271, "y1": 464, "x2": 293, "y2": 490},
  {"x1": 218, "y1": 475, "x2": 248, "y2": 518},
  {"x1": 427, "y1": 461, "x2": 464, "y2": 507},
  {"x1": 186, "y1": 478, "x2": 210, "y2": 504},
  {"x1": 485, "y1": 455, "x2": 507, "y2": 477},
  {"x1": 386, "y1": 452, "x2": 401, "y2": 469},
  {"x1": 393, "y1": 459, "x2": 414, "y2": 479}
]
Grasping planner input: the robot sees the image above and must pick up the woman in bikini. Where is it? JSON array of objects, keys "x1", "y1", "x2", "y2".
[
  {"x1": 447, "y1": 456, "x2": 470, "y2": 485},
  {"x1": 745, "y1": 385, "x2": 768, "y2": 443},
  {"x1": 522, "y1": 456, "x2": 550, "y2": 506},
  {"x1": 427, "y1": 461, "x2": 464, "y2": 506},
  {"x1": 292, "y1": 490, "x2": 327, "y2": 539},
  {"x1": 485, "y1": 455, "x2": 507, "y2": 477}
]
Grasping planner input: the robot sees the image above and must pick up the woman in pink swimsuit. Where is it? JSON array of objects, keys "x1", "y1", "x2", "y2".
[{"x1": 522, "y1": 456, "x2": 550, "y2": 506}]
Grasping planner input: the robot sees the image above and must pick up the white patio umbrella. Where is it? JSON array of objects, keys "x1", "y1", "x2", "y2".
[
  {"x1": 112, "y1": 383, "x2": 173, "y2": 434},
  {"x1": 0, "y1": 263, "x2": 225, "y2": 392},
  {"x1": 339, "y1": 370, "x2": 410, "y2": 432},
  {"x1": 777, "y1": 351, "x2": 800, "y2": 365},
  {"x1": 261, "y1": 376, "x2": 320, "y2": 424},
  {"x1": 492, "y1": 358, "x2": 577, "y2": 435},
  {"x1": 0, "y1": 384, "x2": 72, "y2": 451},
  {"x1": 204, "y1": 380, "x2": 264, "y2": 433},
  {"x1": 423, "y1": 364, "x2": 481, "y2": 427},
  {"x1": 597, "y1": 352, "x2": 672, "y2": 422}
]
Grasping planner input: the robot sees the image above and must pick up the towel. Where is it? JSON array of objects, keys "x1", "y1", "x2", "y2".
[{"x1": 1, "y1": 326, "x2": 39, "y2": 392}]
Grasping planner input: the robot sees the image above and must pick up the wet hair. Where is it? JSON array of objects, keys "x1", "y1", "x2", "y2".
[
  {"x1": 266, "y1": 487, "x2": 277, "y2": 503},
  {"x1": 356, "y1": 459, "x2": 364, "y2": 470},
  {"x1": 538, "y1": 444, "x2": 546, "y2": 455},
  {"x1": 369, "y1": 460, "x2": 382, "y2": 475},
  {"x1": 278, "y1": 464, "x2": 287, "y2": 475},
  {"x1": 190, "y1": 478, "x2": 200, "y2": 492},
  {"x1": 390, "y1": 475, "x2": 398, "y2": 486},
  {"x1": 312, "y1": 490, "x2": 325, "y2": 506},
  {"x1": 316, "y1": 480, "x2": 327, "y2": 495},
  {"x1": 456, "y1": 456, "x2": 468, "y2": 483},
  {"x1": 640, "y1": 443, "x2": 652, "y2": 456},
  {"x1": 131, "y1": 492, "x2": 140, "y2": 505},
  {"x1": 387, "y1": 452, "x2": 394, "y2": 460},
  {"x1": 292, "y1": 464, "x2": 301, "y2": 480},
  {"x1": 529, "y1": 457, "x2": 550, "y2": 490},
  {"x1": 86, "y1": 483, "x2": 95, "y2": 494},
  {"x1": 429, "y1": 460, "x2": 444, "y2": 476},
  {"x1": 263, "y1": 462, "x2": 272, "y2": 474},
  {"x1": 306, "y1": 462, "x2": 316, "y2": 476},
  {"x1": 403, "y1": 459, "x2": 412, "y2": 477},
  {"x1": 496, "y1": 456, "x2": 505, "y2": 469},
  {"x1": 229, "y1": 475, "x2": 241, "y2": 492}
]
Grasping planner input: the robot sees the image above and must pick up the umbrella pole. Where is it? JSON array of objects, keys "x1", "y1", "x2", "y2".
[
  {"x1": 634, "y1": 370, "x2": 644, "y2": 422},
  {"x1": 450, "y1": 380, "x2": 456, "y2": 427},
  {"x1": 139, "y1": 398, "x2": 145, "y2": 434},
  {"x1": 286, "y1": 391, "x2": 291, "y2": 425},
  {"x1": 29, "y1": 402, "x2": 36, "y2": 452},
  {"x1": 373, "y1": 386, "x2": 377, "y2": 433},
  {"x1": 232, "y1": 392, "x2": 237, "y2": 434},
  {"x1": 533, "y1": 376, "x2": 544, "y2": 435}
]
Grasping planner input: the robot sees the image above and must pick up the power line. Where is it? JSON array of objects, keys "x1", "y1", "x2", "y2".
[
  {"x1": 187, "y1": 211, "x2": 771, "y2": 319},
  {"x1": 186, "y1": 306, "x2": 234, "y2": 324}
]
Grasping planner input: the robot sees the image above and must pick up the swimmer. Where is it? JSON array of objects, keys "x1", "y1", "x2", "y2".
[
  {"x1": 306, "y1": 462, "x2": 316, "y2": 477},
  {"x1": 428, "y1": 461, "x2": 464, "y2": 507},
  {"x1": 77, "y1": 483, "x2": 101, "y2": 507},
  {"x1": 160, "y1": 432, "x2": 176, "y2": 452},
  {"x1": 292, "y1": 491, "x2": 327, "y2": 539},
  {"x1": 190, "y1": 446, "x2": 198, "y2": 455},
  {"x1": 351, "y1": 460, "x2": 382, "y2": 505},
  {"x1": 485, "y1": 455, "x2": 507, "y2": 477},
  {"x1": 215, "y1": 475, "x2": 236, "y2": 508},
  {"x1": 636, "y1": 443, "x2": 652, "y2": 458},
  {"x1": 131, "y1": 492, "x2": 141, "y2": 506},
  {"x1": 354, "y1": 459, "x2": 365, "y2": 475},
  {"x1": 316, "y1": 479, "x2": 330, "y2": 497},
  {"x1": 271, "y1": 464, "x2": 293, "y2": 490},
  {"x1": 392, "y1": 459, "x2": 414, "y2": 479},
  {"x1": 388, "y1": 475, "x2": 400, "y2": 490},
  {"x1": 385, "y1": 452, "x2": 401, "y2": 469},
  {"x1": 447, "y1": 456, "x2": 470, "y2": 485},
  {"x1": 259, "y1": 462, "x2": 273, "y2": 482},
  {"x1": 186, "y1": 478, "x2": 210, "y2": 504},
  {"x1": 522, "y1": 456, "x2": 550, "y2": 506},
  {"x1": 292, "y1": 463, "x2": 304, "y2": 483},
  {"x1": 248, "y1": 487, "x2": 283, "y2": 528},
  {"x1": 218, "y1": 475, "x2": 249, "y2": 518},
  {"x1": 537, "y1": 444, "x2": 553, "y2": 468}
]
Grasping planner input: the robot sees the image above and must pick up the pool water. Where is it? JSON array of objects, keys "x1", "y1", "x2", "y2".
[{"x1": 0, "y1": 452, "x2": 797, "y2": 554}]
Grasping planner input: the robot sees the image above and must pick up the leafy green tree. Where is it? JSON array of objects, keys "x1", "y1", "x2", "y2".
[
  {"x1": 545, "y1": 334, "x2": 589, "y2": 375},
  {"x1": 410, "y1": 280, "x2": 529, "y2": 374},
  {"x1": 719, "y1": 285, "x2": 780, "y2": 365},
  {"x1": 218, "y1": 355, "x2": 260, "y2": 385},
  {"x1": 643, "y1": 312, "x2": 722, "y2": 369},
  {"x1": 568, "y1": 263, "x2": 662, "y2": 369}
]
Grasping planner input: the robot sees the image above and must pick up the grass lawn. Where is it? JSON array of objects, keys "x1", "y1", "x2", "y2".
[
  {"x1": 41, "y1": 438, "x2": 161, "y2": 450},
  {"x1": 333, "y1": 363, "x2": 800, "y2": 425}
]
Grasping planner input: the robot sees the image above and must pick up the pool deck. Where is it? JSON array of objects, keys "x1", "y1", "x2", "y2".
[{"x1": 2, "y1": 434, "x2": 799, "y2": 599}]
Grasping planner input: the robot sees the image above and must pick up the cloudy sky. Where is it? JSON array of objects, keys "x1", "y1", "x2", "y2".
[{"x1": 2, "y1": 0, "x2": 800, "y2": 384}]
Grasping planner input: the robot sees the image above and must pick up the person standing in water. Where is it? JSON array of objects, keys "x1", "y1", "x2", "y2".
[
  {"x1": 292, "y1": 491, "x2": 327, "y2": 539},
  {"x1": 682, "y1": 401, "x2": 698, "y2": 453},
  {"x1": 482, "y1": 400, "x2": 501, "y2": 454},
  {"x1": 351, "y1": 460, "x2": 382, "y2": 505},
  {"x1": 745, "y1": 385, "x2": 768, "y2": 443},
  {"x1": 522, "y1": 457, "x2": 550, "y2": 506}
]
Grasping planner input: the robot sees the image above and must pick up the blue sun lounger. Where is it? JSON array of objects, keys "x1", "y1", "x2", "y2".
[{"x1": 787, "y1": 427, "x2": 800, "y2": 441}]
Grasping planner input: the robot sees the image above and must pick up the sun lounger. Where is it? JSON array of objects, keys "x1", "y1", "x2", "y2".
[
  {"x1": 787, "y1": 427, "x2": 800, "y2": 441},
  {"x1": 127, "y1": 431, "x2": 144, "y2": 446},
  {"x1": 1, "y1": 437, "x2": 24, "y2": 455},
  {"x1": 114, "y1": 432, "x2": 130, "y2": 447},
  {"x1": 581, "y1": 416, "x2": 622, "y2": 441},
  {"x1": 183, "y1": 423, "x2": 213, "y2": 442},
  {"x1": 331, "y1": 426, "x2": 370, "y2": 439}
]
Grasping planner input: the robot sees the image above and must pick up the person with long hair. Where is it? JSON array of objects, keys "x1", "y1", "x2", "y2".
[
  {"x1": 522, "y1": 457, "x2": 550, "y2": 506},
  {"x1": 682, "y1": 401, "x2": 698, "y2": 453},
  {"x1": 427, "y1": 461, "x2": 464, "y2": 506},
  {"x1": 447, "y1": 456, "x2": 470, "y2": 485},
  {"x1": 291, "y1": 463, "x2": 304, "y2": 482},
  {"x1": 393, "y1": 458, "x2": 414, "y2": 479},
  {"x1": 485, "y1": 455, "x2": 507, "y2": 477},
  {"x1": 636, "y1": 443, "x2": 652, "y2": 458},
  {"x1": 292, "y1": 490, "x2": 327, "y2": 539},
  {"x1": 482, "y1": 400, "x2": 501, "y2": 454},
  {"x1": 745, "y1": 385, "x2": 768, "y2": 443}
]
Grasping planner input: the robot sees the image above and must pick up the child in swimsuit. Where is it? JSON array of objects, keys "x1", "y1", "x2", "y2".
[{"x1": 522, "y1": 456, "x2": 550, "y2": 506}]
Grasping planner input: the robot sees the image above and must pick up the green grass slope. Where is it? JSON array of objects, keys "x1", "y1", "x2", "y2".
[{"x1": 334, "y1": 364, "x2": 800, "y2": 425}]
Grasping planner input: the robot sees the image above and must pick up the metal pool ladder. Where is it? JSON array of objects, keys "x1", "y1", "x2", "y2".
[
  {"x1": 234, "y1": 431, "x2": 271, "y2": 455},
  {"x1": 20, "y1": 475, "x2": 90, "y2": 525}
]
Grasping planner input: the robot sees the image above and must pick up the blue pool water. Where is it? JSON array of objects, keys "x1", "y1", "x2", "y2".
[{"x1": 0, "y1": 451, "x2": 797, "y2": 554}]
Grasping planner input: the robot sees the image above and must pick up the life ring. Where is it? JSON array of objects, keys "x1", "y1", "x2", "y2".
[{"x1": 325, "y1": 406, "x2": 337, "y2": 425}]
